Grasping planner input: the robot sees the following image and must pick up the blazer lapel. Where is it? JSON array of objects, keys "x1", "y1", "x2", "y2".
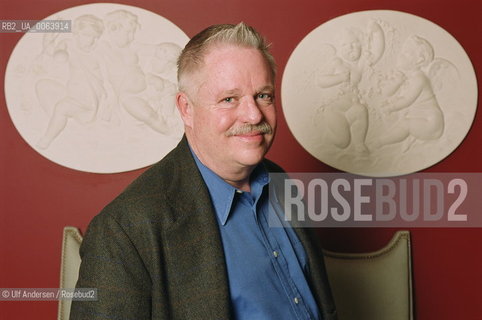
[
  {"x1": 294, "y1": 227, "x2": 337, "y2": 320},
  {"x1": 270, "y1": 170, "x2": 337, "y2": 319},
  {"x1": 162, "y1": 138, "x2": 231, "y2": 319}
]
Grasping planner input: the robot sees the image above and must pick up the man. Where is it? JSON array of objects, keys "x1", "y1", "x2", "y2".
[{"x1": 71, "y1": 23, "x2": 336, "y2": 320}]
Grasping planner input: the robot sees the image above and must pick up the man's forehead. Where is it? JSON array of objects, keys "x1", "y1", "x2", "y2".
[
  {"x1": 211, "y1": 85, "x2": 275, "y2": 99},
  {"x1": 221, "y1": 85, "x2": 275, "y2": 94},
  {"x1": 197, "y1": 75, "x2": 275, "y2": 95},
  {"x1": 202, "y1": 43, "x2": 269, "y2": 66},
  {"x1": 188, "y1": 45, "x2": 273, "y2": 95}
]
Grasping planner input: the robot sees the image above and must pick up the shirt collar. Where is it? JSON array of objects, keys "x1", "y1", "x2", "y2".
[{"x1": 190, "y1": 146, "x2": 270, "y2": 226}]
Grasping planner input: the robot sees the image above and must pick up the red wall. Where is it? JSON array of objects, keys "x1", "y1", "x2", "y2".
[{"x1": 1, "y1": 0, "x2": 481, "y2": 319}]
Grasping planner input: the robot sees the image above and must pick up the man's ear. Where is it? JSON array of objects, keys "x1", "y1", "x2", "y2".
[{"x1": 176, "y1": 91, "x2": 193, "y2": 128}]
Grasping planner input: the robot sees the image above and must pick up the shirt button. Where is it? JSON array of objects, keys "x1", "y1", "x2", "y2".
[
  {"x1": 236, "y1": 190, "x2": 243, "y2": 194},
  {"x1": 294, "y1": 297, "x2": 300, "y2": 304},
  {"x1": 273, "y1": 251, "x2": 279, "y2": 258}
]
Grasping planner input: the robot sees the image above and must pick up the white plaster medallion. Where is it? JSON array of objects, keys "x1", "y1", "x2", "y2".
[
  {"x1": 5, "y1": 3, "x2": 189, "y2": 173},
  {"x1": 282, "y1": 10, "x2": 477, "y2": 176}
]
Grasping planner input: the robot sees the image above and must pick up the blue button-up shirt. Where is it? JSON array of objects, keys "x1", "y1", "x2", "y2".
[{"x1": 193, "y1": 152, "x2": 320, "y2": 320}]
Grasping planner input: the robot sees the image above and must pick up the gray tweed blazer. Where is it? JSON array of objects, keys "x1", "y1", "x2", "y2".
[{"x1": 70, "y1": 137, "x2": 337, "y2": 320}]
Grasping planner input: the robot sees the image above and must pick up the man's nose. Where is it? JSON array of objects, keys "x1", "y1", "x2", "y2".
[{"x1": 238, "y1": 96, "x2": 263, "y2": 123}]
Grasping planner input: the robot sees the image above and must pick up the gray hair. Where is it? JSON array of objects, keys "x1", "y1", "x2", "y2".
[{"x1": 177, "y1": 22, "x2": 276, "y2": 91}]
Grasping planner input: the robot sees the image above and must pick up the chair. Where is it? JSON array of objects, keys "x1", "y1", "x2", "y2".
[
  {"x1": 58, "y1": 226, "x2": 83, "y2": 320},
  {"x1": 58, "y1": 227, "x2": 412, "y2": 320},
  {"x1": 323, "y1": 231, "x2": 413, "y2": 320}
]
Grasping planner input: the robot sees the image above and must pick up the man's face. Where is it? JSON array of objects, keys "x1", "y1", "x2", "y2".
[{"x1": 179, "y1": 44, "x2": 276, "y2": 175}]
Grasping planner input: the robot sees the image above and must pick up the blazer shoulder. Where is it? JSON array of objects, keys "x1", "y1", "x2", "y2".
[
  {"x1": 263, "y1": 158, "x2": 285, "y2": 173},
  {"x1": 93, "y1": 137, "x2": 203, "y2": 226},
  {"x1": 113, "y1": 137, "x2": 195, "y2": 202}
]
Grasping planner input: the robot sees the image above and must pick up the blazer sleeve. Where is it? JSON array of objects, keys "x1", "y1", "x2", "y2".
[{"x1": 70, "y1": 212, "x2": 154, "y2": 320}]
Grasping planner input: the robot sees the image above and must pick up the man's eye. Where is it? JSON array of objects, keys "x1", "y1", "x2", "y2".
[
  {"x1": 223, "y1": 97, "x2": 234, "y2": 103},
  {"x1": 257, "y1": 93, "x2": 273, "y2": 101}
]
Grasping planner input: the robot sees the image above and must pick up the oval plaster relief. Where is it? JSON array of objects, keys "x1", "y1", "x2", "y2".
[
  {"x1": 5, "y1": 3, "x2": 189, "y2": 173},
  {"x1": 282, "y1": 10, "x2": 477, "y2": 176}
]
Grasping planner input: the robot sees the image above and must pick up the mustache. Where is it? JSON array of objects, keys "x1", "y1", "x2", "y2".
[{"x1": 225, "y1": 121, "x2": 273, "y2": 137}]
